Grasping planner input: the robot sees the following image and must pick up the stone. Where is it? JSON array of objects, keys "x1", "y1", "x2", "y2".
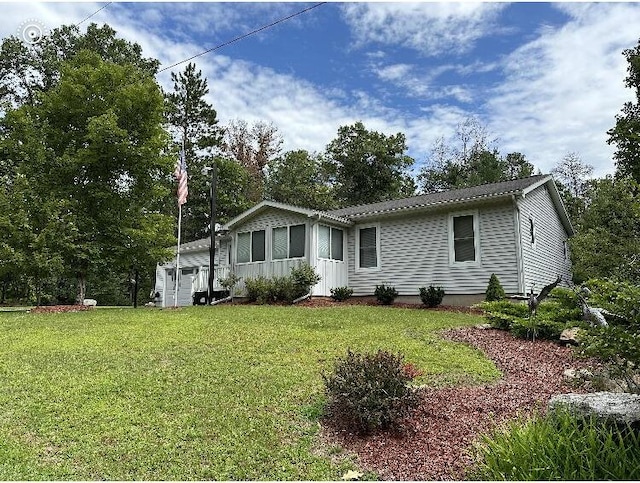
[
  {"x1": 559, "y1": 327, "x2": 581, "y2": 345},
  {"x1": 474, "y1": 323, "x2": 492, "y2": 330},
  {"x1": 82, "y1": 298, "x2": 97, "y2": 306},
  {"x1": 549, "y1": 392, "x2": 640, "y2": 428}
]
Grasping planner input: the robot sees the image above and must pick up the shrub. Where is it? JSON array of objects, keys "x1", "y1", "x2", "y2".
[
  {"x1": 219, "y1": 272, "x2": 241, "y2": 298},
  {"x1": 243, "y1": 276, "x2": 271, "y2": 304},
  {"x1": 578, "y1": 279, "x2": 640, "y2": 393},
  {"x1": 330, "y1": 286, "x2": 353, "y2": 302},
  {"x1": 374, "y1": 284, "x2": 398, "y2": 305},
  {"x1": 510, "y1": 317, "x2": 567, "y2": 341},
  {"x1": 419, "y1": 285, "x2": 445, "y2": 308},
  {"x1": 485, "y1": 274, "x2": 505, "y2": 301},
  {"x1": 479, "y1": 300, "x2": 529, "y2": 330},
  {"x1": 290, "y1": 263, "x2": 321, "y2": 299},
  {"x1": 243, "y1": 264, "x2": 321, "y2": 304},
  {"x1": 471, "y1": 409, "x2": 640, "y2": 480},
  {"x1": 323, "y1": 350, "x2": 419, "y2": 434}
]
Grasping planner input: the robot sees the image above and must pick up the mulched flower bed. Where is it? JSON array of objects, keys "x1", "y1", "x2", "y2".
[
  {"x1": 296, "y1": 297, "x2": 484, "y2": 314},
  {"x1": 321, "y1": 327, "x2": 602, "y2": 480},
  {"x1": 30, "y1": 305, "x2": 94, "y2": 314}
]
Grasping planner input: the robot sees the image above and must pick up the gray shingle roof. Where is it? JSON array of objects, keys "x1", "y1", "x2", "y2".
[{"x1": 326, "y1": 174, "x2": 550, "y2": 218}]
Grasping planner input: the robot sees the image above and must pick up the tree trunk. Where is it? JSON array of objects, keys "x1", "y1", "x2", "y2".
[{"x1": 76, "y1": 271, "x2": 86, "y2": 305}]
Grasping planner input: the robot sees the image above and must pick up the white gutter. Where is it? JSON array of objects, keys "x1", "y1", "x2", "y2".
[{"x1": 511, "y1": 194, "x2": 526, "y2": 295}]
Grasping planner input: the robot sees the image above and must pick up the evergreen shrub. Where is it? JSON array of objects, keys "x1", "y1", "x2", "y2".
[
  {"x1": 419, "y1": 285, "x2": 445, "y2": 307},
  {"x1": 485, "y1": 273, "x2": 505, "y2": 301},
  {"x1": 330, "y1": 286, "x2": 353, "y2": 302},
  {"x1": 374, "y1": 284, "x2": 398, "y2": 305}
]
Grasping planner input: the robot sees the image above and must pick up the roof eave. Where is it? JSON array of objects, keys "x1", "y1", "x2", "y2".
[{"x1": 345, "y1": 191, "x2": 518, "y2": 220}]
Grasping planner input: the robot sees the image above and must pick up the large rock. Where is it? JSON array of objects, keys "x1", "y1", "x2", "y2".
[
  {"x1": 559, "y1": 327, "x2": 581, "y2": 345},
  {"x1": 549, "y1": 392, "x2": 640, "y2": 428}
]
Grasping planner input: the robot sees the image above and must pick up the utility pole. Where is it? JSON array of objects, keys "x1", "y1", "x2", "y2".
[{"x1": 204, "y1": 164, "x2": 217, "y2": 304}]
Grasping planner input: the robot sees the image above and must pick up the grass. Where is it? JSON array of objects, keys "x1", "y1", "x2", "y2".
[
  {"x1": 0, "y1": 304, "x2": 496, "y2": 480},
  {"x1": 470, "y1": 409, "x2": 640, "y2": 480}
]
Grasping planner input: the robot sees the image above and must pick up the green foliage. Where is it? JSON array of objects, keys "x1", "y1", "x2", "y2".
[
  {"x1": 374, "y1": 284, "x2": 398, "y2": 305},
  {"x1": 323, "y1": 350, "x2": 419, "y2": 434},
  {"x1": 579, "y1": 279, "x2": 640, "y2": 393},
  {"x1": 607, "y1": 38, "x2": 640, "y2": 183},
  {"x1": 570, "y1": 176, "x2": 640, "y2": 284},
  {"x1": 480, "y1": 288, "x2": 584, "y2": 340},
  {"x1": 471, "y1": 409, "x2": 640, "y2": 480},
  {"x1": 419, "y1": 285, "x2": 445, "y2": 308},
  {"x1": 264, "y1": 150, "x2": 336, "y2": 210},
  {"x1": 479, "y1": 300, "x2": 530, "y2": 330},
  {"x1": 416, "y1": 117, "x2": 535, "y2": 193},
  {"x1": 219, "y1": 272, "x2": 241, "y2": 292},
  {"x1": 330, "y1": 286, "x2": 353, "y2": 302},
  {"x1": 243, "y1": 264, "x2": 320, "y2": 304},
  {"x1": 290, "y1": 263, "x2": 322, "y2": 298},
  {"x1": 325, "y1": 121, "x2": 415, "y2": 206},
  {"x1": 484, "y1": 274, "x2": 505, "y2": 302}
]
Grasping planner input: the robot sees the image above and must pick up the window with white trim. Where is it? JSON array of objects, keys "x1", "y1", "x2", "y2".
[
  {"x1": 237, "y1": 230, "x2": 266, "y2": 263},
  {"x1": 357, "y1": 225, "x2": 379, "y2": 269},
  {"x1": 272, "y1": 224, "x2": 306, "y2": 260},
  {"x1": 450, "y1": 213, "x2": 479, "y2": 264},
  {"x1": 318, "y1": 225, "x2": 343, "y2": 261}
]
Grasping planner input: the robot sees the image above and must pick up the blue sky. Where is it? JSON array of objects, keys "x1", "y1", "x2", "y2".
[{"x1": 3, "y1": 2, "x2": 640, "y2": 178}]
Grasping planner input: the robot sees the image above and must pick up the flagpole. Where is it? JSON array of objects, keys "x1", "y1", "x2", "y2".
[
  {"x1": 174, "y1": 138, "x2": 186, "y2": 307},
  {"x1": 174, "y1": 203, "x2": 182, "y2": 307}
]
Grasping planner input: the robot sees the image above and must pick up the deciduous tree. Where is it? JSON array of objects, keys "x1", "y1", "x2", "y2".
[
  {"x1": 264, "y1": 150, "x2": 336, "y2": 210},
  {"x1": 325, "y1": 121, "x2": 415, "y2": 206},
  {"x1": 608, "y1": 38, "x2": 640, "y2": 183}
]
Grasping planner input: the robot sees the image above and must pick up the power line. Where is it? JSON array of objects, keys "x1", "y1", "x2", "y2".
[
  {"x1": 157, "y1": 2, "x2": 326, "y2": 74},
  {"x1": 75, "y1": 2, "x2": 112, "y2": 27}
]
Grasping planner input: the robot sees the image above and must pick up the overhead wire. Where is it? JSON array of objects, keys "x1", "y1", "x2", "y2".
[
  {"x1": 75, "y1": 2, "x2": 112, "y2": 27},
  {"x1": 158, "y1": 2, "x2": 326, "y2": 74}
]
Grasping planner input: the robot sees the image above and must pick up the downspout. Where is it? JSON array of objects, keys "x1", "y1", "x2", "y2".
[
  {"x1": 293, "y1": 292, "x2": 312, "y2": 304},
  {"x1": 512, "y1": 194, "x2": 526, "y2": 295}
]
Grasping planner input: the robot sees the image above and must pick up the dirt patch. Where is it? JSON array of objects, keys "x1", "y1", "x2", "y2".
[{"x1": 320, "y1": 327, "x2": 602, "y2": 480}]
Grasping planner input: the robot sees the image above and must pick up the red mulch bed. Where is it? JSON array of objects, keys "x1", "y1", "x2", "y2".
[
  {"x1": 296, "y1": 297, "x2": 483, "y2": 314},
  {"x1": 321, "y1": 327, "x2": 601, "y2": 480},
  {"x1": 30, "y1": 305, "x2": 94, "y2": 314}
]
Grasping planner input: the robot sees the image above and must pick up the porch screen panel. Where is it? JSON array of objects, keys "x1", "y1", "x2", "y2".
[
  {"x1": 289, "y1": 224, "x2": 305, "y2": 258},
  {"x1": 318, "y1": 225, "x2": 330, "y2": 259},
  {"x1": 359, "y1": 227, "x2": 377, "y2": 268},
  {"x1": 272, "y1": 227, "x2": 287, "y2": 260},
  {"x1": 331, "y1": 228, "x2": 343, "y2": 261},
  {"x1": 251, "y1": 230, "x2": 266, "y2": 262},
  {"x1": 237, "y1": 232, "x2": 250, "y2": 263},
  {"x1": 453, "y1": 215, "x2": 475, "y2": 262}
]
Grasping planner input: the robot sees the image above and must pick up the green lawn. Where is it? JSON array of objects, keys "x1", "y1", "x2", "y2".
[{"x1": 0, "y1": 305, "x2": 498, "y2": 480}]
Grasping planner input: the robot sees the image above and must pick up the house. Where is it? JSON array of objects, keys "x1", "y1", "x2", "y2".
[{"x1": 155, "y1": 174, "x2": 573, "y2": 307}]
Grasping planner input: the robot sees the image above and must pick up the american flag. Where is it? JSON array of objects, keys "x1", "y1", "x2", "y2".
[{"x1": 174, "y1": 149, "x2": 188, "y2": 206}]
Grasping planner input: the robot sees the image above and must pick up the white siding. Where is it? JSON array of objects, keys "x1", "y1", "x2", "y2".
[
  {"x1": 518, "y1": 184, "x2": 572, "y2": 293},
  {"x1": 346, "y1": 201, "x2": 520, "y2": 296}
]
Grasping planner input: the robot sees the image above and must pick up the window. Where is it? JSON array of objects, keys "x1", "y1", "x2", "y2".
[
  {"x1": 450, "y1": 212, "x2": 479, "y2": 264},
  {"x1": 357, "y1": 225, "x2": 379, "y2": 269},
  {"x1": 318, "y1": 225, "x2": 343, "y2": 261},
  {"x1": 272, "y1": 224, "x2": 306, "y2": 260},
  {"x1": 529, "y1": 216, "x2": 536, "y2": 246},
  {"x1": 237, "y1": 230, "x2": 265, "y2": 263}
]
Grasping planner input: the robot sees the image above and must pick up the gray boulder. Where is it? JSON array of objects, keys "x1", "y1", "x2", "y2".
[
  {"x1": 549, "y1": 392, "x2": 640, "y2": 428},
  {"x1": 559, "y1": 327, "x2": 581, "y2": 345}
]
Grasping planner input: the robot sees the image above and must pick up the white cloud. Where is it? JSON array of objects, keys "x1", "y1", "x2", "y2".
[
  {"x1": 341, "y1": 2, "x2": 507, "y2": 57},
  {"x1": 486, "y1": 3, "x2": 640, "y2": 177}
]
